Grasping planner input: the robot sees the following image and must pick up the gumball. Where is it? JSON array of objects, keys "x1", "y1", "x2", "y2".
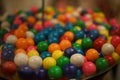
[
  {"x1": 76, "y1": 20, "x2": 85, "y2": 28},
  {"x1": 59, "y1": 40, "x2": 72, "y2": 51},
  {"x1": 48, "y1": 66, "x2": 62, "y2": 79},
  {"x1": 57, "y1": 14, "x2": 66, "y2": 23},
  {"x1": 5, "y1": 35, "x2": 17, "y2": 44},
  {"x1": 64, "y1": 22, "x2": 73, "y2": 31},
  {"x1": 27, "y1": 46, "x2": 37, "y2": 53},
  {"x1": 29, "y1": 28, "x2": 37, "y2": 35},
  {"x1": 104, "y1": 55, "x2": 115, "y2": 66},
  {"x1": 70, "y1": 54, "x2": 84, "y2": 67},
  {"x1": 101, "y1": 43, "x2": 114, "y2": 55},
  {"x1": 18, "y1": 24, "x2": 28, "y2": 32},
  {"x1": 112, "y1": 52, "x2": 120, "y2": 61},
  {"x1": 30, "y1": 6, "x2": 38, "y2": 13},
  {"x1": 82, "y1": 37, "x2": 93, "y2": 50},
  {"x1": 1, "y1": 49, "x2": 14, "y2": 61},
  {"x1": 75, "y1": 48, "x2": 84, "y2": 55},
  {"x1": 27, "y1": 50, "x2": 39, "y2": 58},
  {"x1": 41, "y1": 51, "x2": 51, "y2": 59},
  {"x1": 82, "y1": 61, "x2": 96, "y2": 76},
  {"x1": 2, "y1": 43, "x2": 14, "y2": 50},
  {"x1": 69, "y1": 17, "x2": 77, "y2": 24},
  {"x1": 2, "y1": 61, "x2": 16, "y2": 74},
  {"x1": 63, "y1": 64, "x2": 78, "y2": 78},
  {"x1": 15, "y1": 48, "x2": 26, "y2": 54},
  {"x1": 44, "y1": 20, "x2": 54, "y2": 28},
  {"x1": 95, "y1": 58, "x2": 109, "y2": 71},
  {"x1": 0, "y1": 29, "x2": 8, "y2": 38},
  {"x1": 26, "y1": 38, "x2": 35, "y2": 46},
  {"x1": 87, "y1": 30, "x2": 99, "y2": 40},
  {"x1": 43, "y1": 57, "x2": 56, "y2": 69},
  {"x1": 3, "y1": 33, "x2": 11, "y2": 42},
  {"x1": 52, "y1": 50, "x2": 64, "y2": 60},
  {"x1": 15, "y1": 38, "x2": 28, "y2": 49},
  {"x1": 76, "y1": 69, "x2": 82, "y2": 78},
  {"x1": 14, "y1": 53, "x2": 28, "y2": 66},
  {"x1": 26, "y1": 31, "x2": 35, "y2": 38},
  {"x1": 14, "y1": 29, "x2": 25, "y2": 38},
  {"x1": 28, "y1": 56, "x2": 42, "y2": 69},
  {"x1": 93, "y1": 37, "x2": 106, "y2": 51},
  {"x1": 34, "y1": 23, "x2": 43, "y2": 31},
  {"x1": 99, "y1": 30, "x2": 109, "y2": 37},
  {"x1": 86, "y1": 49, "x2": 99, "y2": 62},
  {"x1": 1, "y1": 21, "x2": 10, "y2": 29},
  {"x1": 64, "y1": 31, "x2": 74, "y2": 41},
  {"x1": 64, "y1": 47, "x2": 77, "y2": 58},
  {"x1": 27, "y1": 16, "x2": 36, "y2": 24},
  {"x1": 74, "y1": 31, "x2": 84, "y2": 40},
  {"x1": 49, "y1": 31, "x2": 60, "y2": 39},
  {"x1": 34, "y1": 67, "x2": 47, "y2": 80},
  {"x1": 34, "y1": 33, "x2": 46, "y2": 44},
  {"x1": 48, "y1": 43, "x2": 61, "y2": 53},
  {"x1": 60, "y1": 35, "x2": 70, "y2": 41},
  {"x1": 115, "y1": 44, "x2": 120, "y2": 55},
  {"x1": 48, "y1": 37, "x2": 59, "y2": 44},
  {"x1": 111, "y1": 36, "x2": 120, "y2": 48},
  {"x1": 57, "y1": 56, "x2": 70, "y2": 68},
  {"x1": 72, "y1": 43, "x2": 81, "y2": 49},
  {"x1": 75, "y1": 39, "x2": 82, "y2": 45},
  {"x1": 18, "y1": 65, "x2": 33, "y2": 79}
]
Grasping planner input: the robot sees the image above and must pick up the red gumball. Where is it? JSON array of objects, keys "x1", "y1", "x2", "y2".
[
  {"x1": 94, "y1": 37, "x2": 106, "y2": 51},
  {"x1": 104, "y1": 55, "x2": 115, "y2": 66},
  {"x1": 2, "y1": 61, "x2": 16, "y2": 74},
  {"x1": 30, "y1": 6, "x2": 38, "y2": 13},
  {"x1": 111, "y1": 35, "x2": 120, "y2": 48},
  {"x1": 44, "y1": 21, "x2": 54, "y2": 28},
  {"x1": 3, "y1": 33, "x2": 11, "y2": 42},
  {"x1": 88, "y1": 24, "x2": 98, "y2": 30}
]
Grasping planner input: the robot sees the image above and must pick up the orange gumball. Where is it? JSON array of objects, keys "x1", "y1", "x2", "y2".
[
  {"x1": 15, "y1": 48, "x2": 26, "y2": 54},
  {"x1": 59, "y1": 40, "x2": 72, "y2": 51},
  {"x1": 69, "y1": 17, "x2": 77, "y2": 24},
  {"x1": 86, "y1": 49, "x2": 99, "y2": 62},
  {"x1": 64, "y1": 31, "x2": 74, "y2": 41},
  {"x1": 26, "y1": 38, "x2": 35, "y2": 46},
  {"x1": 27, "y1": 16, "x2": 36, "y2": 24},
  {"x1": 48, "y1": 43, "x2": 61, "y2": 53},
  {"x1": 57, "y1": 14, "x2": 66, "y2": 23},
  {"x1": 18, "y1": 23, "x2": 28, "y2": 32},
  {"x1": 15, "y1": 38, "x2": 28, "y2": 49},
  {"x1": 14, "y1": 29, "x2": 25, "y2": 38},
  {"x1": 116, "y1": 44, "x2": 120, "y2": 55}
]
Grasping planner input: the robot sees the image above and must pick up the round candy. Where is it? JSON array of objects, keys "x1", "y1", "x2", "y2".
[
  {"x1": 37, "y1": 41, "x2": 48, "y2": 52},
  {"x1": 27, "y1": 16, "x2": 36, "y2": 24},
  {"x1": 26, "y1": 38, "x2": 35, "y2": 46},
  {"x1": 26, "y1": 31, "x2": 35, "y2": 38},
  {"x1": 2, "y1": 43, "x2": 14, "y2": 50},
  {"x1": 75, "y1": 39, "x2": 82, "y2": 45},
  {"x1": 74, "y1": 31, "x2": 84, "y2": 40},
  {"x1": 75, "y1": 48, "x2": 84, "y2": 55},
  {"x1": 34, "y1": 33, "x2": 46, "y2": 44},
  {"x1": 5, "y1": 35, "x2": 17, "y2": 44},
  {"x1": 43, "y1": 57, "x2": 56, "y2": 69},
  {"x1": 72, "y1": 43, "x2": 81, "y2": 49},
  {"x1": 86, "y1": 49, "x2": 99, "y2": 62},
  {"x1": 14, "y1": 29, "x2": 25, "y2": 38},
  {"x1": 82, "y1": 37, "x2": 93, "y2": 50},
  {"x1": 70, "y1": 54, "x2": 84, "y2": 67},
  {"x1": 34, "y1": 67, "x2": 47, "y2": 80},
  {"x1": 2, "y1": 61, "x2": 16, "y2": 74},
  {"x1": 82, "y1": 61, "x2": 96, "y2": 76},
  {"x1": 48, "y1": 43, "x2": 61, "y2": 53},
  {"x1": 28, "y1": 56, "x2": 42, "y2": 69},
  {"x1": 111, "y1": 35, "x2": 120, "y2": 48},
  {"x1": 27, "y1": 50, "x2": 39, "y2": 58},
  {"x1": 15, "y1": 48, "x2": 26, "y2": 54},
  {"x1": 64, "y1": 47, "x2": 77, "y2": 58},
  {"x1": 15, "y1": 38, "x2": 28, "y2": 49},
  {"x1": 26, "y1": 46, "x2": 37, "y2": 53},
  {"x1": 18, "y1": 65, "x2": 33, "y2": 79},
  {"x1": 59, "y1": 40, "x2": 72, "y2": 51},
  {"x1": 64, "y1": 31, "x2": 74, "y2": 41},
  {"x1": 57, "y1": 56, "x2": 70, "y2": 68},
  {"x1": 14, "y1": 53, "x2": 28, "y2": 66},
  {"x1": 52, "y1": 50, "x2": 63, "y2": 60},
  {"x1": 95, "y1": 58, "x2": 109, "y2": 71},
  {"x1": 112, "y1": 52, "x2": 120, "y2": 61},
  {"x1": 63, "y1": 64, "x2": 78, "y2": 78},
  {"x1": 115, "y1": 44, "x2": 120, "y2": 55},
  {"x1": 48, "y1": 66, "x2": 62, "y2": 79},
  {"x1": 104, "y1": 55, "x2": 115, "y2": 66},
  {"x1": 41, "y1": 51, "x2": 51, "y2": 59},
  {"x1": 101, "y1": 43, "x2": 114, "y2": 55}
]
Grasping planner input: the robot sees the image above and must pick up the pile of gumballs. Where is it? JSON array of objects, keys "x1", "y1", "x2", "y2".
[{"x1": 0, "y1": 6, "x2": 120, "y2": 80}]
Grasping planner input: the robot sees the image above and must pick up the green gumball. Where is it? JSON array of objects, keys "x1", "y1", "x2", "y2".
[
  {"x1": 72, "y1": 43, "x2": 82, "y2": 49},
  {"x1": 29, "y1": 29, "x2": 37, "y2": 35},
  {"x1": 37, "y1": 41, "x2": 48, "y2": 52},
  {"x1": 48, "y1": 66, "x2": 62, "y2": 79},
  {"x1": 76, "y1": 20, "x2": 85, "y2": 28},
  {"x1": 82, "y1": 37, "x2": 93, "y2": 49}
]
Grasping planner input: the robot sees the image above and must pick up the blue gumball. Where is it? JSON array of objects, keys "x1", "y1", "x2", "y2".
[
  {"x1": 41, "y1": 51, "x2": 51, "y2": 59},
  {"x1": 64, "y1": 47, "x2": 77, "y2": 58},
  {"x1": 18, "y1": 65, "x2": 33, "y2": 79},
  {"x1": 76, "y1": 69, "x2": 82, "y2": 79},
  {"x1": 55, "y1": 28, "x2": 64, "y2": 36},
  {"x1": 82, "y1": 28, "x2": 89, "y2": 34},
  {"x1": 49, "y1": 31, "x2": 60, "y2": 39},
  {"x1": 34, "y1": 33, "x2": 46, "y2": 44},
  {"x1": 63, "y1": 64, "x2": 78, "y2": 78},
  {"x1": 75, "y1": 48, "x2": 84, "y2": 55},
  {"x1": 74, "y1": 30, "x2": 84, "y2": 40},
  {"x1": 54, "y1": 24, "x2": 63, "y2": 30},
  {"x1": 2, "y1": 43, "x2": 14, "y2": 50},
  {"x1": 64, "y1": 22, "x2": 73, "y2": 31},
  {"x1": 48, "y1": 37, "x2": 59, "y2": 44},
  {"x1": 10, "y1": 24, "x2": 18, "y2": 29},
  {"x1": 34, "y1": 67, "x2": 47, "y2": 80}
]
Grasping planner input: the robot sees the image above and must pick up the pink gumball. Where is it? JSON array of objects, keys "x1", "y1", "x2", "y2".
[
  {"x1": 27, "y1": 46, "x2": 37, "y2": 53},
  {"x1": 3, "y1": 33, "x2": 11, "y2": 42},
  {"x1": 13, "y1": 16, "x2": 22, "y2": 25},
  {"x1": 84, "y1": 57, "x2": 88, "y2": 63},
  {"x1": 34, "y1": 24, "x2": 43, "y2": 31},
  {"x1": 80, "y1": 16, "x2": 89, "y2": 22},
  {"x1": 88, "y1": 24, "x2": 98, "y2": 30},
  {"x1": 44, "y1": 21, "x2": 54, "y2": 28},
  {"x1": 30, "y1": 6, "x2": 38, "y2": 13},
  {"x1": 82, "y1": 61, "x2": 96, "y2": 76}
]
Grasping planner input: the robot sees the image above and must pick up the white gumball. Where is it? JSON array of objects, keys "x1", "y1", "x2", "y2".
[
  {"x1": 72, "y1": 11, "x2": 79, "y2": 17},
  {"x1": 19, "y1": 13, "x2": 27, "y2": 18},
  {"x1": 6, "y1": 35, "x2": 17, "y2": 44},
  {"x1": 1, "y1": 21, "x2": 10, "y2": 31},
  {"x1": 26, "y1": 31, "x2": 35, "y2": 38},
  {"x1": 35, "y1": 13, "x2": 42, "y2": 19},
  {"x1": 51, "y1": 19, "x2": 58, "y2": 25},
  {"x1": 14, "y1": 53, "x2": 28, "y2": 66},
  {"x1": 28, "y1": 56, "x2": 42, "y2": 69},
  {"x1": 101, "y1": 43, "x2": 114, "y2": 55},
  {"x1": 70, "y1": 54, "x2": 84, "y2": 67}
]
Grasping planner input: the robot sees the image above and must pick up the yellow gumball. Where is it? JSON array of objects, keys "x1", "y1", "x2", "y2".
[
  {"x1": 107, "y1": 36, "x2": 112, "y2": 43},
  {"x1": 66, "y1": 6, "x2": 74, "y2": 13},
  {"x1": 75, "y1": 39, "x2": 82, "y2": 45},
  {"x1": 52, "y1": 50, "x2": 63, "y2": 60},
  {"x1": 98, "y1": 12, "x2": 105, "y2": 18},
  {"x1": 99, "y1": 29, "x2": 109, "y2": 37},
  {"x1": 27, "y1": 50, "x2": 39, "y2": 58},
  {"x1": 43, "y1": 57, "x2": 56, "y2": 69},
  {"x1": 112, "y1": 52, "x2": 120, "y2": 61},
  {"x1": 94, "y1": 18, "x2": 103, "y2": 23},
  {"x1": 75, "y1": 26, "x2": 81, "y2": 31}
]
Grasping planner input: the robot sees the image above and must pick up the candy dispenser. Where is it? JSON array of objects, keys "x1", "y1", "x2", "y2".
[{"x1": 0, "y1": 0, "x2": 120, "y2": 80}]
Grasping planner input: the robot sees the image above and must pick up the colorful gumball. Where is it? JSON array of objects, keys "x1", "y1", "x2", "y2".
[
  {"x1": 82, "y1": 61, "x2": 96, "y2": 76},
  {"x1": 115, "y1": 44, "x2": 120, "y2": 55},
  {"x1": 101, "y1": 43, "x2": 114, "y2": 55},
  {"x1": 26, "y1": 31, "x2": 35, "y2": 38},
  {"x1": 26, "y1": 46, "x2": 37, "y2": 53},
  {"x1": 59, "y1": 40, "x2": 72, "y2": 51},
  {"x1": 14, "y1": 53, "x2": 28, "y2": 66},
  {"x1": 112, "y1": 52, "x2": 120, "y2": 61},
  {"x1": 14, "y1": 29, "x2": 25, "y2": 38},
  {"x1": 48, "y1": 66, "x2": 62, "y2": 79},
  {"x1": 64, "y1": 31, "x2": 74, "y2": 41},
  {"x1": 28, "y1": 56, "x2": 42, "y2": 69},
  {"x1": 48, "y1": 43, "x2": 61, "y2": 53},
  {"x1": 86, "y1": 49, "x2": 99, "y2": 62},
  {"x1": 27, "y1": 16, "x2": 36, "y2": 24},
  {"x1": 43, "y1": 57, "x2": 56, "y2": 69},
  {"x1": 104, "y1": 55, "x2": 115, "y2": 66},
  {"x1": 15, "y1": 48, "x2": 26, "y2": 54},
  {"x1": 74, "y1": 31, "x2": 84, "y2": 40},
  {"x1": 37, "y1": 41, "x2": 48, "y2": 52},
  {"x1": 70, "y1": 54, "x2": 84, "y2": 67},
  {"x1": 26, "y1": 38, "x2": 35, "y2": 46},
  {"x1": 111, "y1": 35, "x2": 120, "y2": 48},
  {"x1": 52, "y1": 50, "x2": 63, "y2": 60},
  {"x1": 41, "y1": 51, "x2": 51, "y2": 59},
  {"x1": 5, "y1": 35, "x2": 17, "y2": 44},
  {"x1": 27, "y1": 50, "x2": 39, "y2": 58}
]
